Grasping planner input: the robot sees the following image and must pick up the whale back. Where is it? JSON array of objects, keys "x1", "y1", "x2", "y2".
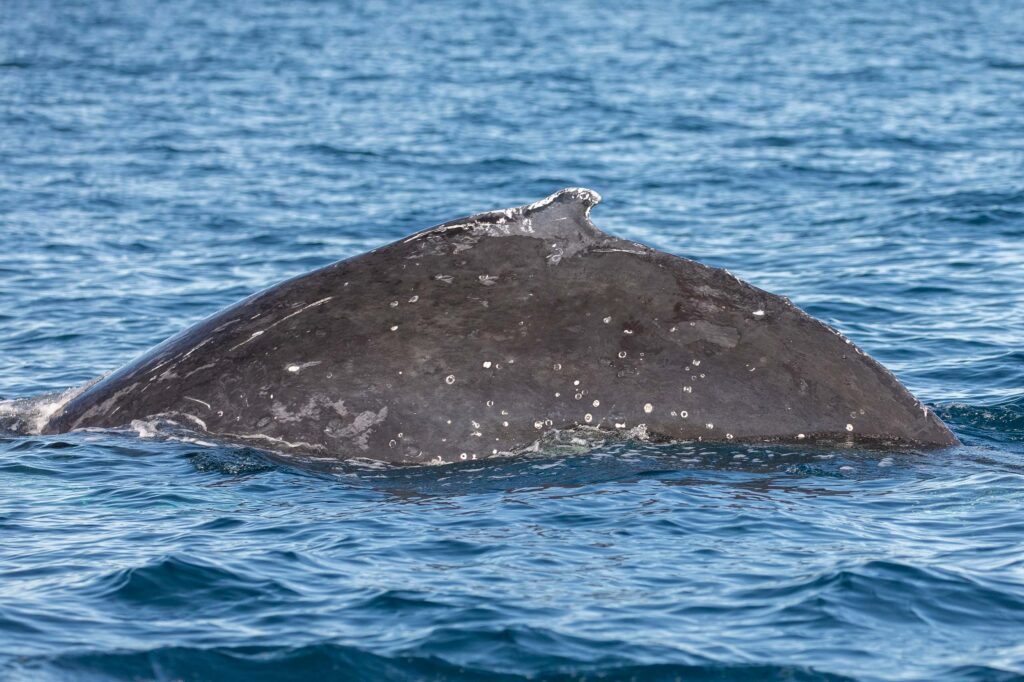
[{"x1": 44, "y1": 189, "x2": 957, "y2": 461}]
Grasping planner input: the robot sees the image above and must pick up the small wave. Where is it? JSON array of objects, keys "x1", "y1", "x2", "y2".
[
  {"x1": 13, "y1": 642, "x2": 860, "y2": 682},
  {"x1": 739, "y1": 560, "x2": 1024, "y2": 630},
  {"x1": 185, "y1": 447, "x2": 280, "y2": 476},
  {"x1": 294, "y1": 143, "x2": 382, "y2": 160},
  {"x1": 935, "y1": 397, "x2": 1024, "y2": 443},
  {"x1": 668, "y1": 113, "x2": 746, "y2": 133},
  {"x1": 85, "y1": 555, "x2": 298, "y2": 610}
]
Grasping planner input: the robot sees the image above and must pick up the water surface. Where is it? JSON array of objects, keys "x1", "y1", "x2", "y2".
[{"x1": 2, "y1": 1, "x2": 1023, "y2": 680}]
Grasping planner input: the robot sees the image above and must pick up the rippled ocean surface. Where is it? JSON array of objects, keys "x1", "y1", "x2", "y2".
[{"x1": 2, "y1": 1, "x2": 1024, "y2": 680}]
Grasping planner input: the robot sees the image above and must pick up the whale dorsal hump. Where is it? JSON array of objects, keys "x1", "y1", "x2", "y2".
[{"x1": 407, "y1": 187, "x2": 608, "y2": 247}]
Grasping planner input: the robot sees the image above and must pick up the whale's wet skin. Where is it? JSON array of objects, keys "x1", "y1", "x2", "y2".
[
  {"x1": 2, "y1": 0, "x2": 1024, "y2": 680},
  {"x1": 34, "y1": 187, "x2": 955, "y2": 462}
]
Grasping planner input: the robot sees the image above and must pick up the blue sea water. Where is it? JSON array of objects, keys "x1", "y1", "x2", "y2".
[{"x1": 2, "y1": 0, "x2": 1024, "y2": 679}]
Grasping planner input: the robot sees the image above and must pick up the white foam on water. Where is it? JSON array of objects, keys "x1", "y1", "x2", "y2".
[{"x1": 0, "y1": 382, "x2": 94, "y2": 435}]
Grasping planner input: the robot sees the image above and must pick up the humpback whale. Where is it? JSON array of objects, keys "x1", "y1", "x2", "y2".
[{"x1": 38, "y1": 188, "x2": 956, "y2": 462}]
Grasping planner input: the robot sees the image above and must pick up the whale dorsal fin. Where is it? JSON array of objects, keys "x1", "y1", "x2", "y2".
[
  {"x1": 513, "y1": 187, "x2": 603, "y2": 239},
  {"x1": 522, "y1": 187, "x2": 602, "y2": 221},
  {"x1": 407, "y1": 187, "x2": 607, "y2": 246}
]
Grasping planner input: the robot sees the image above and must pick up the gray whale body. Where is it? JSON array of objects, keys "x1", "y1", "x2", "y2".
[{"x1": 43, "y1": 188, "x2": 957, "y2": 462}]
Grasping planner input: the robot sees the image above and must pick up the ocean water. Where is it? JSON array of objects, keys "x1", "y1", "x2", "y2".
[{"x1": 2, "y1": 0, "x2": 1024, "y2": 680}]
